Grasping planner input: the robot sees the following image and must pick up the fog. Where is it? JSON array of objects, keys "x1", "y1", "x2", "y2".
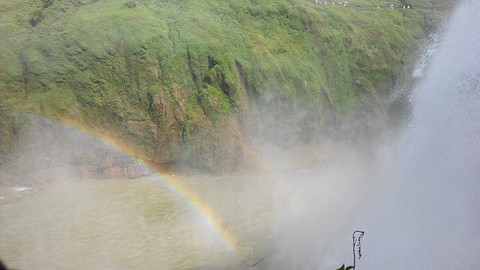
[
  {"x1": 352, "y1": 0, "x2": 480, "y2": 268},
  {"x1": 0, "y1": 117, "x2": 150, "y2": 186},
  {"x1": 252, "y1": 118, "x2": 395, "y2": 269},
  {"x1": 263, "y1": 0, "x2": 480, "y2": 269}
]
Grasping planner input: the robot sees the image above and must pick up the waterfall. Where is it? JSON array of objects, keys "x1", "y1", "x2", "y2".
[{"x1": 355, "y1": 0, "x2": 480, "y2": 269}]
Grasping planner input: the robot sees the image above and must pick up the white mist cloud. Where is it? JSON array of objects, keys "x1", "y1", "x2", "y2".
[
  {"x1": 354, "y1": 1, "x2": 480, "y2": 269},
  {"x1": 257, "y1": 1, "x2": 480, "y2": 269},
  {"x1": 264, "y1": 138, "x2": 394, "y2": 270}
]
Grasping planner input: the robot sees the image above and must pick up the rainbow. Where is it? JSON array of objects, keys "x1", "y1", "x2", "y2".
[
  {"x1": 154, "y1": 173, "x2": 239, "y2": 252},
  {"x1": 59, "y1": 118, "x2": 292, "y2": 253},
  {"x1": 61, "y1": 119, "x2": 240, "y2": 252}
]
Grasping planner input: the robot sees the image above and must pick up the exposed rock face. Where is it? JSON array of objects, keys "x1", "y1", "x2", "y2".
[{"x1": 0, "y1": 118, "x2": 151, "y2": 186}]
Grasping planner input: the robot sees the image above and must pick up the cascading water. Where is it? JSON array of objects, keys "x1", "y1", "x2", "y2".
[{"x1": 355, "y1": 0, "x2": 480, "y2": 268}]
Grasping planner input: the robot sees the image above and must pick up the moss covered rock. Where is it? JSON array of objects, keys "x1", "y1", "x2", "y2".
[{"x1": 0, "y1": 0, "x2": 456, "y2": 174}]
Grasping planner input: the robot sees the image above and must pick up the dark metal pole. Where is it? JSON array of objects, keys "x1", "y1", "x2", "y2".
[
  {"x1": 352, "y1": 230, "x2": 364, "y2": 270},
  {"x1": 353, "y1": 234, "x2": 356, "y2": 269}
]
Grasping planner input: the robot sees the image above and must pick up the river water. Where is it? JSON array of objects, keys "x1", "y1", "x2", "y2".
[
  {"x1": 0, "y1": 176, "x2": 273, "y2": 269},
  {"x1": 1, "y1": 155, "x2": 380, "y2": 270}
]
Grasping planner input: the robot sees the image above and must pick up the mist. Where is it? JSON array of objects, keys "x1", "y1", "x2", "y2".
[
  {"x1": 254, "y1": 124, "x2": 394, "y2": 269},
  {"x1": 247, "y1": 60, "x2": 399, "y2": 269},
  {"x1": 2, "y1": 1, "x2": 479, "y2": 269},
  {"x1": 0, "y1": 117, "x2": 151, "y2": 186},
  {"x1": 261, "y1": 0, "x2": 480, "y2": 269},
  {"x1": 353, "y1": 0, "x2": 480, "y2": 268}
]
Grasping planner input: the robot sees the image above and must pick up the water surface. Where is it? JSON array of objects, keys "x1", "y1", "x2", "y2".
[{"x1": 0, "y1": 176, "x2": 272, "y2": 269}]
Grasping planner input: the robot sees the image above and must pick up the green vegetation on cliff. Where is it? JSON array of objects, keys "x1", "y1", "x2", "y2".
[{"x1": 0, "y1": 0, "x2": 455, "y2": 173}]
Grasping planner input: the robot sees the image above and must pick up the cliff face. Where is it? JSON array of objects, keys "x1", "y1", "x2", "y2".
[
  {"x1": 0, "y1": 117, "x2": 151, "y2": 186},
  {"x1": 0, "y1": 0, "x2": 455, "y2": 175}
]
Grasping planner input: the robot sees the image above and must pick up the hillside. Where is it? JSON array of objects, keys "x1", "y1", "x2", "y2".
[{"x1": 0, "y1": 0, "x2": 455, "y2": 178}]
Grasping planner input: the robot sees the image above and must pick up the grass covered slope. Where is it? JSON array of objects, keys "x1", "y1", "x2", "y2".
[{"x1": 0, "y1": 0, "x2": 454, "y2": 173}]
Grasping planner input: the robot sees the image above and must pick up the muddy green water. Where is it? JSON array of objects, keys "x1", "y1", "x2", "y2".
[{"x1": 0, "y1": 176, "x2": 272, "y2": 269}]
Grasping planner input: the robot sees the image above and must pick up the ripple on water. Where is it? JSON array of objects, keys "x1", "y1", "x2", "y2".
[
  {"x1": 0, "y1": 186, "x2": 41, "y2": 204},
  {"x1": 0, "y1": 176, "x2": 273, "y2": 270}
]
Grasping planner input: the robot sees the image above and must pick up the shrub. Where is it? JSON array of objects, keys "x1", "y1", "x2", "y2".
[
  {"x1": 41, "y1": 0, "x2": 54, "y2": 8},
  {"x1": 125, "y1": 0, "x2": 136, "y2": 8},
  {"x1": 29, "y1": 10, "x2": 44, "y2": 27},
  {"x1": 336, "y1": 265, "x2": 354, "y2": 270}
]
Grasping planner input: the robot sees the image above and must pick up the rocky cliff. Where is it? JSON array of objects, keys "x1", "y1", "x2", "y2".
[{"x1": 0, "y1": 0, "x2": 455, "y2": 179}]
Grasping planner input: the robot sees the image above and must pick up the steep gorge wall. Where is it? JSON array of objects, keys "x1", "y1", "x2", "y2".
[{"x1": 0, "y1": 0, "x2": 455, "y2": 176}]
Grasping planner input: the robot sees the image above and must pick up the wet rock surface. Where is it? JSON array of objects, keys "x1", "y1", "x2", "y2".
[{"x1": 0, "y1": 118, "x2": 152, "y2": 186}]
